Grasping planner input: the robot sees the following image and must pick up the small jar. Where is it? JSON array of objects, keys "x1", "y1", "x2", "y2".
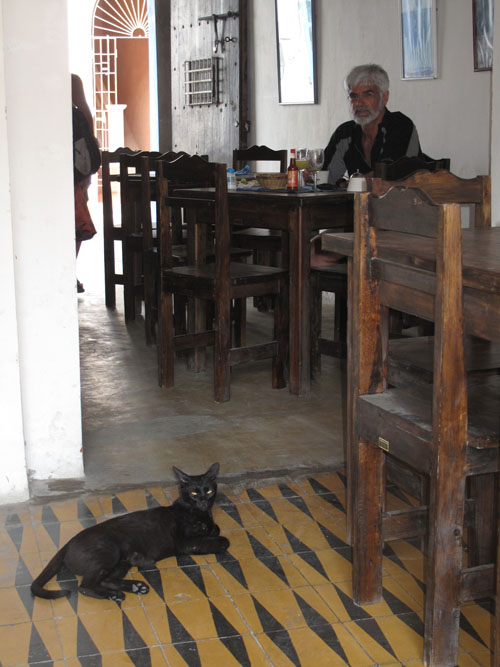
[{"x1": 227, "y1": 168, "x2": 237, "y2": 190}]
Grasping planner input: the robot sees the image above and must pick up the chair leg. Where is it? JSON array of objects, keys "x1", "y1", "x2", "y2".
[
  {"x1": 174, "y1": 295, "x2": 187, "y2": 335},
  {"x1": 187, "y1": 297, "x2": 207, "y2": 372},
  {"x1": 123, "y1": 239, "x2": 137, "y2": 322},
  {"x1": 467, "y1": 473, "x2": 498, "y2": 566},
  {"x1": 104, "y1": 227, "x2": 116, "y2": 309},
  {"x1": 353, "y1": 438, "x2": 384, "y2": 604},
  {"x1": 232, "y1": 298, "x2": 247, "y2": 348},
  {"x1": 214, "y1": 297, "x2": 231, "y2": 403},
  {"x1": 334, "y1": 293, "x2": 348, "y2": 345},
  {"x1": 143, "y1": 250, "x2": 156, "y2": 346},
  {"x1": 158, "y1": 291, "x2": 174, "y2": 388},
  {"x1": 423, "y1": 472, "x2": 466, "y2": 665},
  {"x1": 310, "y1": 275, "x2": 322, "y2": 379},
  {"x1": 273, "y1": 282, "x2": 288, "y2": 389}
]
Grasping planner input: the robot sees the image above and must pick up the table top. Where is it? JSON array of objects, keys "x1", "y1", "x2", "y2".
[
  {"x1": 176, "y1": 186, "x2": 353, "y2": 203},
  {"x1": 322, "y1": 226, "x2": 500, "y2": 295}
]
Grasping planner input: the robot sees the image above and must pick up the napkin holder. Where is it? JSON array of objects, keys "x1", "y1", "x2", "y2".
[{"x1": 347, "y1": 172, "x2": 368, "y2": 192}]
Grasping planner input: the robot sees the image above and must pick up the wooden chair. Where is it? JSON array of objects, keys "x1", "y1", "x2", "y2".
[
  {"x1": 310, "y1": 168, "x2": 491, "y2": 376},
  {"x1": 121, "y1": 151, "x2": 252, "y2": 345},
  {"x1": 372, "y1": 169, "x2": 490, "y2": 227},
  {"x1": 231, "y1": 145, "x2": 288, "y2": 310},
  {"x1": 156, "y1": 155, "x2": 288, "y2": 402},
  {"x1": 308, "y1": 160, "x2": 453, "y2": 372},
  {"x1": 350, "y1": 186, "x2": 500, "y2": 666},
  {"x1": 373, "y1": 154, "x2": 451, "y2": 180},
  {"x1": 342, "y1": 170, "x2": 496, "y2": 535},
  {"x1": 119, "y1": 150, "x2": 162, "y2": 324},
  {"x1": 372, "y1": 170, "x2": 493, "y2": 385},
  {"x1": 102, "y1": 147, "x2": 142, "y2": 309},
  {"x1": 374, "y1": 172, "x2": 498, "y2": 564}
]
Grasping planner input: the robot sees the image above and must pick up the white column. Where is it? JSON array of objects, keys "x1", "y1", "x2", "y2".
[
  {"x1": 2, "y1": 0, "x2": 84, "y2": 490},
  {"x1": 0, "y1": 5, "x2": 28, "y2": 503}
]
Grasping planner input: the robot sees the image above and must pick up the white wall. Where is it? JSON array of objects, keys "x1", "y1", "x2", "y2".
[
  {"x1": 1, "y1": 0, "x2": 84, "y2": 497},
  {"x1": 0, "y1": 6, "x2": 28, "y2": 503},
  {"x1": 491, "y1": 0, "x2": 500, "y2": 223},
  {"x1": 249, "y1": 0, "x2": 491, "y2": 179}
]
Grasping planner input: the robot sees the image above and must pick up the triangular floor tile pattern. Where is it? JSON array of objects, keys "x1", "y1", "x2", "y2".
[{"x1": 0, "y1": 472, "x2": 494, "y2": 666}]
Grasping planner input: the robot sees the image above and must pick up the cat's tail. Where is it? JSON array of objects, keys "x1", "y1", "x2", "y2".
[{"x1": 31, "y1": 544, "x2": 71, "y2": 599}]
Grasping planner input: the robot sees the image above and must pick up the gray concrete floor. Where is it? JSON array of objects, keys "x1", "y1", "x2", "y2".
[{"x1": 34, "y1": 197, "x2": 347, "y2": 498}]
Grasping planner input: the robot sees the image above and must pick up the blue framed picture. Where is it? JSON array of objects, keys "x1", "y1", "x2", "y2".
[
  {"x1": 400, "y1": 0, "x2": 437, "y2": 79},
  {"x1": 473, "y1": 0, "x2": 493, "y2": 71}
]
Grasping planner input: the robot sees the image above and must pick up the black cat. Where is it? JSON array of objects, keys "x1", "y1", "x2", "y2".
[{"x1": 31, "y1": 462, "x2": 229, "y2": 601}]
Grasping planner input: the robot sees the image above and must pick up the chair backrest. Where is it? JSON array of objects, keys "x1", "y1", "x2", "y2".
[
  {"x1": 373, "y1": 155, "x2": 451, "y2": 180},
  {"x1": 354, "y1": 185, "x2": 466, "y2": 439},
  {"x1": 371, "y1": 170, "x2": 491, "y2": 228},
  {"x1": 157, "y1": 155, "x2": 228, "y2": 277},
  {"x1": 233, "y1": 145, "x2": 287, "y2": 172},
  {"x1": 102, "y1": 148, "x2": 143, "y2": 227},
  {"x1": 120, "y1": 151, "x2": 210, "y2": 252}
]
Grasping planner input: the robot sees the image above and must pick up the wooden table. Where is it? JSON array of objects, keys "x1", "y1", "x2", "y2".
[{"x1": 183, "y1": 188, "x2": 354, "y2": 395}]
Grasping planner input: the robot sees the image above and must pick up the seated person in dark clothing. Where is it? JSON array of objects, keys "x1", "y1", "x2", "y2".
[
  {"x1": 324, "y1": 63, "x2": 422, "y2": 186},
  {"x1": 312, "y1": 63, "x2": 422, "y2": 266}
]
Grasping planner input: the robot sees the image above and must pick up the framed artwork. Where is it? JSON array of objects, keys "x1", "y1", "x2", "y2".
[
  {"x1": 275, "y1": 0, "x2": 317, "y2": 104},
  {"x1": 473, "y1": 0, "x2": 493, "y2": 71},
  {"x1": 400, "y1": 0, "x2": 438, "y2": 79}
]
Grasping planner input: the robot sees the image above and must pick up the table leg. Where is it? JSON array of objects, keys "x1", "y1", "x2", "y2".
[{"x1": 287, "y1": 208, "x2": 312, "y2": 395}]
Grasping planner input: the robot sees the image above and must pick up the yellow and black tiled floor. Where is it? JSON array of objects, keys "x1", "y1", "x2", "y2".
[{"x1": 0, "y1": 471, "x2": 494, "y2": 666}]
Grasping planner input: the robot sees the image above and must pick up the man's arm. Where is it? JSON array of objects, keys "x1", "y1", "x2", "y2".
[{"x1": 325, "y1": 127, "x2": 351, "y2": 185}]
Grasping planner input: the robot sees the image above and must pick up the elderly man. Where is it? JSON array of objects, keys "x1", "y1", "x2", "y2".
[{"x1": 325, "y1": 63, "x2": 422, "y2": 185}]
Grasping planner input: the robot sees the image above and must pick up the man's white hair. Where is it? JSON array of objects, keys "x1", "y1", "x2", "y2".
[{"x1": 344, "y1": 64, "x2": 390, "y2": 94}]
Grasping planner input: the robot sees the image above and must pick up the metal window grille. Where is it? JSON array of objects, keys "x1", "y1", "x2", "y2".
[
  {"x1": 184, "y1": 58, "x2": 220, "y2": 106},
  {"x1": 93, "y1": 36, "x2": 118, "y2": 153}
]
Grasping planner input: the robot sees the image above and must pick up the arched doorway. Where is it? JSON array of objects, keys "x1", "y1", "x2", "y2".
[{"x1": 92, "y1": 0, "x2": 150, "y2": 152}]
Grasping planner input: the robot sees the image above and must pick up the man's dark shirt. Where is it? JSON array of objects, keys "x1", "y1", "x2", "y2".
[{"x1": 324, "y1": 108, "x2": 422, "y2": 184}]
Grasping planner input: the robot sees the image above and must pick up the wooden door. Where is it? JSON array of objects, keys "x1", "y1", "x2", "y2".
[{"x1": 170, "y1": 0, "x2": 248, "y2": 164}]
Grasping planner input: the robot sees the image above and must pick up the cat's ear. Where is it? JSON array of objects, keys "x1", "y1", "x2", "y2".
[
  {"x1": 206, "y1": 462, "x2": 220, "y2": 480},
  {"x1": 172, "y1": 466, "x2": 190, "y2": 484}
]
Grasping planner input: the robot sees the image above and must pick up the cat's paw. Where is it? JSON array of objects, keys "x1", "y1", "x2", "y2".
[
  {"x1": 108, "y1": 590, "x2": 125, "y2": 602},
  {"x1": 122, "y1": 580, "x2": 150, "y2": 595},
  {"x1": 130, "y1": 581, "x2": 149, "y2": 595},
  {"x1": 216, "y1": 536, "x2": 230, "y2": 552}
]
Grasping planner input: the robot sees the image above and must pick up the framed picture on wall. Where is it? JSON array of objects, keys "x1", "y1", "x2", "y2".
[
  {"x1": 473, "y1": 0, "x2": 493, "y2": 71},
  {"x1": 400, "y1": 0, "x2": 438, "y2": 79},
  {"x1": 275, "y1": 0, "x2": 317, "y2": 104}
]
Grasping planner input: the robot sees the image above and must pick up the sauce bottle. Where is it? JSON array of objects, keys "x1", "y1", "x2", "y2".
[{"x1": 287, "y1": 149, "x2": 299, "y2": 192}]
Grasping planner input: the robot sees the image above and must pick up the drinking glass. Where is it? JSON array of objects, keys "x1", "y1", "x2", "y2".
[
  {"x1": 296, "y1": 148, "x2": 308, "y2": 188},
  {"x1": 306, "y1": 148, "x2": 324, "y2": 191}
]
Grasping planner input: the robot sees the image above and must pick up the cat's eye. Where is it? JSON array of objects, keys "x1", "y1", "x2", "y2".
[
  {"x1": 191, "y1": 491, "x2": 198, "y2": 496},
  {"x1": 207, "y1": 490, "x2": 213, "y2": 495}
]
